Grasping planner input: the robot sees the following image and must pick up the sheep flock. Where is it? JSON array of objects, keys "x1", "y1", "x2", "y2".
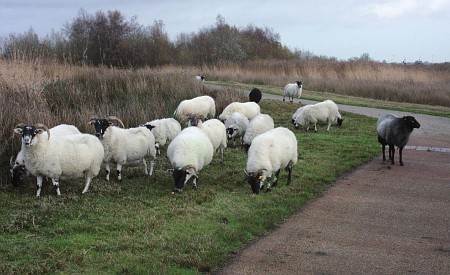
[{"x1": 9, "y1": 78, "x2": 419, "y2": 197}]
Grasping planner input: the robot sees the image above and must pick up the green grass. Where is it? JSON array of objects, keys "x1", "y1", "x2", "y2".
[
  {"x1": 210, "y1": 81, "x2": 450, "y2": 118},
  {"x1": 0, "y1": 100, "x2": 380, "y2": 273}
]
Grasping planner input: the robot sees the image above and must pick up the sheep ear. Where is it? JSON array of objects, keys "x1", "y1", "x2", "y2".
[{"x1": 13, "y1": 123, "x2": 25, "y2": 135}]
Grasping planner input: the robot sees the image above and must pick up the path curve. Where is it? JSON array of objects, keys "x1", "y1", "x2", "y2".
[{"x1": 213, "y1": 91, "x2": 450, "y2": 274}]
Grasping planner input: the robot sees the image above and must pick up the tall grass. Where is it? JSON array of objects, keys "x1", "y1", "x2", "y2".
[
  {"x1": 0, "y1": 59, "x2": 245, "y2": 185},
  {"x1": 202, "y1": 60, "x2": 450, "y2": 107}
]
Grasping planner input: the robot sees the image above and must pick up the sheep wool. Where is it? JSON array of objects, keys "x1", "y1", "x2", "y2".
[
  {"x1": 243, "y1": 113, "x2": 274, "y2": 150},
  {"x1": 173, "y1": 95, "x2": 216, "y2": 121},
  {"x1": 246, "y1": 127, "x2": 298, "y2": 194},
  {"x1": 144, "y1": 118, "x2": 181, "y2": 154},
  {"x1": 218, "y1": 102, "x2": 261, "y2": 122},
  {"x1": 167, "y1": 127, "x2": 214, "y2": 192},
  {"x1": 283, "y1": 81, "x2": 303, "y2": 103},
  {"x1": 294, "y1": 100, "x2": 343, "y2": 132}
]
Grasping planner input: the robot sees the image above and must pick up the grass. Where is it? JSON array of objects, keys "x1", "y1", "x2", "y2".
[{"x1": 0, "y1": 100, "x2": 380, "y2": 273}]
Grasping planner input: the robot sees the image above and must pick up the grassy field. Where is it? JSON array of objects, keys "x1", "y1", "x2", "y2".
[{"x1": 0, "y1": 99, "x2": 379, "y2": 273}]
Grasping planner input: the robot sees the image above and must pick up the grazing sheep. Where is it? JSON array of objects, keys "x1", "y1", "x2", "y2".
[
  {"x1": 249, "y1": 88, "x2": 262, "y2": 103},
  {"x1": 376, "y1": 114, "x2": 420, "y2": 166},
  {"x1": 13, "y1": 123, "x2": 104, "y2": 197},
  {"x1": 173, "y1": 95, "x2": 216, "y2": 122},
  {"x1": 293, "y1": 100, "x2": 343, "y2": 132},
  {"x1": 283, "y1": 81, "x2": 303, "y2": 103},
  {"x1": 224, "y1": 112, "x2": 250, "y2": 145},
  {"x1": 243, "y1": 114, "x2": 275, "y2": 151},
  {"x1": 89, "y1": 116, "x2": 156, "y2": 181},
  {"x1": 245, "y1": 127, "x2": 298, "y2": 194},
  {"x1": 218, "y1": 102, "x2": 261, "y2": 122},
  {"x1": 11, "y1": 124, "x2": 82, "y2": 187},
  {"x1": 291, "y1": 106, "x2": 306, "y2": 124},
  {"x1": 143, "y1": 118, "x2": 181, "y2": 155},
  {"x1": 167, "y1": 127, "x2": 214, "y2": 193},
  {"x1": 188, "y1": 115, "x2": 227, "y2": 163},
  {"x1": 195, "y1": 75, "x2": 205, "y2": 82}
]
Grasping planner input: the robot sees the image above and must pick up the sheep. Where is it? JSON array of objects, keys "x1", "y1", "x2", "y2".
[
  {"x1": 167, "y1": 127, "x2": 214, "y2": 193},
  {"x1": 243, "y1": 114, "x2": 275, "y2": 151},
  {"x1": 283, "y1": 81, "x2": 303, "y2": 103},
  {"x1": 195, "y1": 75, "x2": 205, "y2": 82},
  {"x1": 10, "y1": 124, "x2": 82, "y2": 187},
  {"x1": 89, "y1": 116, "x2": 156, "y2": 181},
  {"x1": 218, "y1": 102, "x2": 261, "y2": 122},
  {"x1": 376, "y1": 114, "x2": 420, "y2": 166},
  {"x1": 224, "y1": 112, "x2": 250, "y2": 145},
  {"x1": 188, "y1": 115, "x2": 227, "y2": 163},
  {"x1": 249, "y1": 88, "x2": 262, "y2": 103},
  {"x1": 293, "y1": 100, "x2": 343, "y2": 132},
  {"x1": 291, "y1": 106, "x2": 306, "y2": 124},
  {"x1": 143, "y1": 118, "x2": 181, "y2": 155},
  {"x1": 245, "y1": 127, "x2": 298, "y2": 194},
  {"x1": 13, "y1": 123, "x2": 104, "y2": 197},
  {"x1": 173, "y1": 95, "x2": 216, "y2": 123}
]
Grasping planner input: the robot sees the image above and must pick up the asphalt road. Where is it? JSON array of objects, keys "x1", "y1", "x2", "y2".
[{"x1": 213, "y1": 92, "x2": 450, "y2": 274}]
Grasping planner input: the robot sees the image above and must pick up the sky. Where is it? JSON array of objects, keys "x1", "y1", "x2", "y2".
[{"x1": 0, "y1": 0, "x2": 449, "y2": 63}]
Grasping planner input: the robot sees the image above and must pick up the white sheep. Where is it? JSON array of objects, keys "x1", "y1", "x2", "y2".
[
  {"x1": 245, "y1": 127, "x2": 298, "y2": 194},
  {"x1": 143, "y1": 118, "x2": 181, "y2": 155},
  {"x1": 243, "y1": 114, "x2": 275, "y2": 151},
  {"x1": 293, "y1": 100, "x2": 343, "y2": 132},
  {"x1": 167, "y1": 127, "x2": 214, "y2": 193},
  {"x1": 11, "y1": 124, "x2": 82, "y2": 186},
  {"x1": 195, "y1": 75, "x2": 205, "y2": 82},
  {"x1": 224, "y1": 112, "x2": 250, "y2": 145},
  {"x1": 173, "y1": 95, "x2": 216, "y2": 122},
  {"x1": 89, "y1": 116, "x2": 156, "y2": 181},
  {"x1": 283, "y1": 81, "x2": 303, "y2": 103},
  {"x1": 188, "y1": 115, "x2": 227, "y2": 163},
  {"x1": 13, "y1": 123, "x2": 104, "y2": 197},
  {"x1": 218, "y1": 102, "x2": 261, "y2": 122}
]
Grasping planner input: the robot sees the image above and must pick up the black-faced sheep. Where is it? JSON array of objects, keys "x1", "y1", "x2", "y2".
[
  {"x1": 13, "y1": 123, "x2": 104, "y2": 197},
  {"x1": 283, "y1": 81, "x2": 303, "y2": 103},
  {"x1": 89, "y1": 116, "x2": 156, "y2": 181},
  {"x1": 249, "y1": 88, "x2": 262, "y2": 103},
  {"x1": 245, "y1": 127, "x2": 298, "y2": 194},
  {"x1": 167, "y1": 127, "x2": 214, "y2": 193},
  {"x1": 224, "y1": 112, "x2": 250, "y2": 145},
  {"x1": 376, "y1": 114, "x2": 420, "y2": 166}
]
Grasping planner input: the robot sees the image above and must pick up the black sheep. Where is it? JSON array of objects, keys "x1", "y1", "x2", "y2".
[
  {"x1": 376, "y1": 114, "x2": 420, "y2": 166},
  {"x1": 249, "y1": 88, "x2": 262, "y2": 103}
]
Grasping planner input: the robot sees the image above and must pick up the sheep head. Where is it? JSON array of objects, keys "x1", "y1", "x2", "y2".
[
  {"x1": 13, "y1": 123, "x2": 50, "y2": 148},
  {"x1": 245, "y1": 169, "x2": 267, "y2": 194},
  {"x1": 173, "y1": 165, "x2": 198, "y2": 193},
  {"x1": 402, "y1": 116, "x2": 420, "y2": 129},
  {"x1": 89, "y1": 116, "x2": 125, "y2": 140}
]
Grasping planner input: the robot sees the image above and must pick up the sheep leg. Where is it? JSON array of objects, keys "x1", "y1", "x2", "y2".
[
  {"x1": 381, "y1": 144, "x2": 386, "y2": 161},
  {"x1": 155, "y1": 144, "x2": 161, "y2": 155},
  {"x1": 52, "y1": 178, "x2": 61, "y2": 196},
  {"x1": 36, "y1": 176, "x2": 44, "y2": 198},
  {"x1": 220, "y1": 148, "x2": 224, "y2": 163},
  {"x1": 326, "y1": 120, "x2": 331, "y2": 131},
  {"x1": 389, "y1": 145, "x2": 395, "y2": 165},
  {"x1": 116, "y1": 163, "x2": 122, "y2": 180},
  {"x1": 143, "y1": 158, "x2": 149, "y2": 175},
  {"x1": 286, "y1": 167, "x2": 292, "y2": 185},
  {"x1": 273, "y1": 169, "x2": 281, "y2": 187},
  {"x1": 399, "y1": 147, "x2": 404, "y2": 166},
  {"x1": 105, "y1": 163, "x2": 111, "y2": 181},
  {"x1": 192, "y1": 177, "x2": 197, "y2": 189},
  {"x1": 314, "y1": 123, "x2": 318, "y2": 132},
  {"x1": 149, "y1": 160, "x2": 155, "y2": 176},
  {"x1": 82, "y1": 176, "x2": 92, "y2": 194}
]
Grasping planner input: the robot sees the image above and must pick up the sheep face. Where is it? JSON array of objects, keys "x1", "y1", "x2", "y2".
[
  {"x1": 226, "y1": 127, "x2": 237, "y2": 140},
  {"x1": 14, "y1": 125, "x2": 47, "y2": 148},
  {"x1": 173, "y1": 167, "x2": 197, "y2": 193},
  {"x1": 246, "y1": 171, "x2": 265, "y2": 194},
  {"x1": 337, "y1": 117, "x2": 344, "y2": 127},
  {"x1": 90, "y1": 119, "x2": 111, "y2": 140},
  {"x1": 296, "y1": 81, "x2": 303, "y2": 88},
  {"x1": 403, "y1": 116, "x2": 420, "y2": 129}
]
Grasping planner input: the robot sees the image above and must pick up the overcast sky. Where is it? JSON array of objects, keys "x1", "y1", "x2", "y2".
[{"x1": 1, "y1": 0, "x2": 449, "y2": 63}]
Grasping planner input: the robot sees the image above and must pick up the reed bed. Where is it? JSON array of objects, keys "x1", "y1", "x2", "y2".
[{"x1": 0, "y1": 59, "x2": 245, "y2": 185}]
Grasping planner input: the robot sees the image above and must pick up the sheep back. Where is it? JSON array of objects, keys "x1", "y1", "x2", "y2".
[
  {"x1": 174, "y1": 95, "x2": 216, "y2": 120},
  {"x1": 218, "y1": 102, "x2": 261, "y2": 121},
  {"x1": 243, "y1": 114, "x2": 275, "y2": 146},
  {"x1": 145, "y1": 118, "x2": 181, "y2": 147}
]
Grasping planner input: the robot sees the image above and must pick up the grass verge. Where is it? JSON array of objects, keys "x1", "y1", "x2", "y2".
[{"x1": 0, "y1": 100, "x2": 379, "y2": 273}]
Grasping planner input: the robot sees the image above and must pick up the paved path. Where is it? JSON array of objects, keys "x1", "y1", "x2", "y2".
[{"x1": 214, "y1": 92, "x2": 450, "y2": 274}]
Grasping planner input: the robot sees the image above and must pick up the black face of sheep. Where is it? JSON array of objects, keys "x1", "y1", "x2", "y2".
[
  {"x1": 249, "y1": 88, "x2": 262, "y2": 103},
  {"x1": 296, "y1": 81, "x2": 303, "y2": 87},
  {"x1": 337, "y1": 117, "x2": 344, "y2": 127},
  {"x1": 226, "y1": 128, "x2": 234, "y2": 140},
  {"x1": 90, "y1": 119, "x2": 110, "y2": 140},
  {"x1": 403, "y1": 116, "x2": 421, "y2": 129},
  {"x1": 247, "y1": 172, "x2": 263, "y2": 194},
  {"x1": 173, "y1": 168, "x2": 187, "y2": 193}
]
